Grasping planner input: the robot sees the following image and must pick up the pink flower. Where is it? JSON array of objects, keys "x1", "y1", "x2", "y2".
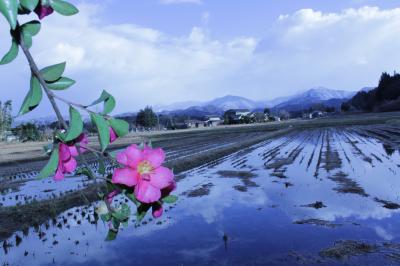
[
  {"x1": 34, "y1": 4, "x2": 54, "y2": 20},
  {"x1": 106, "y1": 190, "x2": 120, "y2": 204},
  {"x1": 152, "y1": 203, "x2": 163, "y2": 218},
  {"x1": 112, "y1": 145, "x2": 174, "y2": 204},
  {"x1": 54, "y1": 133, "x2": 88, "y2": 181},
  {"x1": 151, "y1": 182, "x2": 175, "y2": 218},
  {"x1": 110, "y1": 128, "x2": 118, "y2": 143},
  {"x1": 68, "y1": 133, "x2": 89, "y2": 156}
]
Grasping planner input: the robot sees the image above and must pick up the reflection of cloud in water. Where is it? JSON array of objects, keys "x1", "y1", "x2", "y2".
[
  {"x1": 178, "y1": 243, "x2": 220, "y2": 259},
  {"x1": 374, "y1": 225, "x2": 394, "y2": 241},
  {"x1": 3, "y1": 127, "x2": 400, "y2": 266},
  {"x1": 178, "y1": 172, "x2": 269, "y2": 224}
]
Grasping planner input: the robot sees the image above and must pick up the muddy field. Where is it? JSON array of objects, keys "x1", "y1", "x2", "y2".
[{"x1": 1, "y1": 114, "x2": 400, "y2": 265}]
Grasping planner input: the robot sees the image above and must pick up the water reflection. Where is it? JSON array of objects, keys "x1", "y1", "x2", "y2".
[{"x1": 1, "y1": 127, "x2": 400, "y2": 265}]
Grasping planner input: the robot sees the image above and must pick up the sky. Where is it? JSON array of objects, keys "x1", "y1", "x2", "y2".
[{"x1": 1, "y1": 0, "x2": 400, "y2": 118}]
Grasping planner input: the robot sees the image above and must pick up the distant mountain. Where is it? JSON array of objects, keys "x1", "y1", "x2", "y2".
[
  {"x1": 155, "y1": 100, "x2": 203, "y2": 112},
  {"x1": 160, "y1": 105, "x2": 224, "y2": 117},
  {"x1": 205, "y1": 95, "x2": 261, "y2": 111},
  {"x1": 13, "y1": 115, "x2": 58, "y2": 127},
  {"x1": 273, "y1": 87, "x2": 356, "y2": 111},
  {"x1": 20, "y1": 87, "x2": 364, "y2": 126},
  {"x1": 158, "y1": 95, "x2": 261, "y2": 112}
]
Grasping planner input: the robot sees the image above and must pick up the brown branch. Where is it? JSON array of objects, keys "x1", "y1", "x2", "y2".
[
  {"x1": 19, "y1": 36, "x2": 68, "y2": 130},
  {"x1": 18, "y1": 29, "x2": 118, "y2": 181}
]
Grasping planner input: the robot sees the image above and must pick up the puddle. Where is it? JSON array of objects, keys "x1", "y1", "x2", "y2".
[{"x1": 1, "y1": 126, "x2": 400, "y2": 265}]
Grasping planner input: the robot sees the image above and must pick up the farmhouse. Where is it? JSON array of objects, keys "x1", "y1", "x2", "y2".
[
  {"x1": 249, "y1": 112, "x2": 269, "y2": 123},
  {"x1": 184, "y1": 119, "x2": 206, "y2": 128},
  {"x1": 205, "y1": 115, "x2": 223, "y2": 127},
  {"x1": 224, "y1": 109, "x2": 251, "y2": 123},
  {"x1": 303, "y1": 111, "x2": 327, "y2": 119}
]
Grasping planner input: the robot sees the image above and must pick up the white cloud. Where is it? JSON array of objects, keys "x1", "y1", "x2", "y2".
[
  {"x1": 0, "y1": 3, "x2": 255, "y2": 116},
  {"x1": 255, "y1": 6, "x2": 400, "y2": 93},
  {"x1": 159, "y1": 0, "x2": 202, "y2": 5},
  {"x1": 1, "y1": 5, "x2": 400, "y2": 117}
]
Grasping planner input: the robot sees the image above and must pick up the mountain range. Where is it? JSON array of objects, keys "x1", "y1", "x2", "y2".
[
  {"x1": 157, "y1": 87, "x2": 358, "y2": 117},
  {"x1": 15, "y1": 87, "x2": 363, "y2": 125}
]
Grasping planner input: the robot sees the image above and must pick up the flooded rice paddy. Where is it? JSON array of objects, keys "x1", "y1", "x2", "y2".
[{"x1": 1, "y1": 125, "x2": 400, "y2": 265}]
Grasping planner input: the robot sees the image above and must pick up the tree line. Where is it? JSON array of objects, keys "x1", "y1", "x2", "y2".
[
  {"x1": 0, "y1": 100, "x2": 13, "y2": 140},
  {"x1": 342, "y1": 72, "x2": 400, "y2": 112}
]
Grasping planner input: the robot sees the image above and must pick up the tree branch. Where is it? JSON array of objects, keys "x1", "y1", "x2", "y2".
[{"x1": 18, "y1": 35, "x2": 68, "y2": 130}]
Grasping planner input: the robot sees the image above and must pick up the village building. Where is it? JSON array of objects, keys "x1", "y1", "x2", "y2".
[{"x1": 224, "y1": 109, "x2": 251, "y2": 123}]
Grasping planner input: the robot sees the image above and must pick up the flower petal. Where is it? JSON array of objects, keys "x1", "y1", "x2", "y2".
[
  {"x1": 54, "y1": 163, "x2": 64, "y2": 181},
  {"x1": 77, "y1": 133, "x2": 89, "y2": 153},
  {"x1": 152, "y1": 203, "x2": 163, "y2": 218},
  {"x1": 149, "y1": 166, "x2": 174, "y2": 189},
  {"x1": 143, "y1": 147, "x2": 165, "y2": 168},
  {"x1": 35, "y1": 5, "x2": 54, "y2": 20},
  {"x1": 68, "y1": 145, "x2": 79, "y2": 157},
  {"x1": 125, "y1": 144, "x2": 143, "y2": 168},
  {"x1": 161, "y1": 181, "x2": 176, "y2": 198},
  {"x1": 109, "y1": 128, "x2": 118, "y2": 143},
  {"x1": 134, "y1": 180, "x2": 161, "y2": 204},
  {"x1": 116, "y1": 151, "x2": 129, "y2": 166},
  {"x1": 107, "y1": 190, "x2": 120, "y2": 204},
  {"x1": 63, "y1": 157, "x2": 77, "y2": 173},
  {"x1": 59, "y1": 143, "x2": 72, "y2": 162},
  {"x1": 112, "y1": 168, "x2": 139, "y2": 187}
]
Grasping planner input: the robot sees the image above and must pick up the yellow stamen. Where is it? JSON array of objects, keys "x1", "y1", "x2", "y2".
[{"x1": 137, "y1": 160, "x2": 153, "y2": 175}]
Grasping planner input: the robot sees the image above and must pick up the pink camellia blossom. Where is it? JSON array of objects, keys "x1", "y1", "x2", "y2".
[
  {"x1": 68, "y1": 133, "x2": 89, "y2": 156},
  {"x1": 34, "y1": 4, "x2": 54, "y2": 20},
  {"x1": 112, "y1": 144, "x2": 174, "y2": 204},
  {"x1": 54, "y1": 133, "x2": 89, "y2": 181},
  {"x1": 152, "y1": 203, "x2": 163, "y2": 218},
  {"x1": 151, "y1": 182, "x2": 176, "y2": 218},
  {"x1": 109, "y1": 128, "x2": 118, "y2": 143},
  {"x1": 106, "y1": 190, "x2": 120, "y2": 204}
]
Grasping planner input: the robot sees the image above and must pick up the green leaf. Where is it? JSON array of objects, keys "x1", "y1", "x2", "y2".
[
  {"x1": 125, "y1": 192, "x2": 140, "y2": 206},
  {"x1": 103, "y1": 96, "x2": 115, "y2": 115},
  {"x1": 0, "y1": 0, "x2": 18, "y2": 30},
  {"x1": 21, "y1": 20, "x2": 41, "y2": 36},
  {"x1": 98, "y1": 156, "x2": 106, "y2": 175},
  {"x1": 50, "y1": 0, "x2": 78, "y2": 16},
  {"x1": 64, "y1": 106, "x2": 83, "y2": 141},
  {"x1": 0, "y1": 38, "x2": 18, "y2": 65},
  {"x1": 76, "y1": 167, "x2": 96, "y2": 179},
  {"x1": 100, "y1": 213, "x2": 111, "y2": 222},
  {"x1": 46, "y1": 77, "x2": 75, "y2": 90},
  {"x1": 40, "y1": 62, "x2": 66, "y2": 82},
  {"x1": 90, "y1": 113, "x2": 110, "y2": 152},
  {"x1": 88, "y1": 90, "x2": 116, "y2": 115},
  {"x1": 89, "y1": 90, "x2": 110, "y2": 106},
  {"x1": 111, "y1": 217, "x2": 120, "y2": 230},
  {"x1": 108, "y1": 118, "x2": 129, "y2": 137},
  {"x1": 19, "y1": 76, "x2": 43, "y2": 115},
  {"x1": 37, "y1": 144, "x2": 59, "y2": 179},
  {"x1": 136, "y1": 204, "x2": 151, "y2": 223},
  {"x1": 103, "y1": 98, "x2": 115, "y2": 115},
  {"x1": 105, "y1": 229, "x2": 117, "y2": 241},
  {"x1": 162, "y1": 195, "x2": 178, "y2": 204},
  {"x1": 112, "y1": 204, "x2": 130, "y2": 221},
  {"x1": 20, "y1": 0, "x2": 39, "y2": 11}
]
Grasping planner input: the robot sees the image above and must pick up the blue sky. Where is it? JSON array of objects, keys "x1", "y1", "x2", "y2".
[{"x1": 1, "y1": 0, "x2": 400, "y2": 117}]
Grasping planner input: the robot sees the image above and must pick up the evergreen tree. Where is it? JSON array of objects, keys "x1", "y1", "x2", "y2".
[
  {"x1": 12, "y1": 123, "x2": 41, "y2": 142},
  {"x1": 0, "y1": 100, "x2": 13, "y2": 139},
  {"x1": 136, "y1": 106, "x2": 158, "y2": 128}
]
